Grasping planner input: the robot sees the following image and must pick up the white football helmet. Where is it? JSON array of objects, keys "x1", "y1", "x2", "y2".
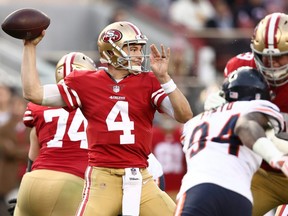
[
  {"x1": 55, "y1": 52, "x2": 97, "y2": 83},
  {"x1": 97, "y1": 21, "x2": 149, "y2": 74},
  {"x1": 251, "y1": 13, "x2": 288, "y2": 87}
]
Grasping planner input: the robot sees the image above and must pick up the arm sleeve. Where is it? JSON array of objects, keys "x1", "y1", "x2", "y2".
[
  {"x1": 159, "y1": 97, "x2": 175, "y2": 118},
  {"x1": 42, "y1": 84, "x2": 66, "y2": 107}
]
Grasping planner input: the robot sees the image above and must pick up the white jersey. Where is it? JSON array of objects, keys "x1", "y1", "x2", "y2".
[{"x1": 177, "y1": 100, "x2": 284, "y2": 202}]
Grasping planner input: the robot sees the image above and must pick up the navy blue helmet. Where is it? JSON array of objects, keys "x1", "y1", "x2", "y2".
[{"x1": 222, "y1": 67, "x2": 271, "y2": 102}]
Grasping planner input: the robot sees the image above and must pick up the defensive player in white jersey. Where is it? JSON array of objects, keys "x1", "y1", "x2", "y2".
[
  {"x1": 14, "y1": 52, "x2": 96, "y2": 216},
  {"x1": 204, "y1": 13, "x2": 288, "y2": 216},
  {"x1": 175, "y1": 67, "x2": 288, "y2": 216},
  {"x1": 20, "y1": 21, "x2": 192, "y2": 216}
]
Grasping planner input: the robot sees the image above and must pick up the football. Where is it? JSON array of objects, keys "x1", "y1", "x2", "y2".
[{"x1": 1, "y1": 8, "x2": 50, "y2": 40}]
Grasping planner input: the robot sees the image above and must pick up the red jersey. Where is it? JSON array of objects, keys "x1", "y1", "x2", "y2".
[
  {"x1": 57, "y1": 69, "x2": 167, "y2": 168},
  {"x1": 225, "y1": 52, "x2": 288, "y2": 172},
  {"x1": 23, "y1": 102, "x2": 88, "y2": 178}
]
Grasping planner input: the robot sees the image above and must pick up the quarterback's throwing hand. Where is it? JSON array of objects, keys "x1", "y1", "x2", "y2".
[{"x1": 24, "y1": 30, "x2": 45, "y2": 46}]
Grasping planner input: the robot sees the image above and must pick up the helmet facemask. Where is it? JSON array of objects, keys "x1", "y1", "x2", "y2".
[
  {"x1": 253, "y1": 51, "x2": 288, "y2": 87},
  {"x1": 120, "y1": 43, "x2": 149, "y2": 74},
  {"x1": 251, "y1": 12, "x2": 288, "y2": 87}
]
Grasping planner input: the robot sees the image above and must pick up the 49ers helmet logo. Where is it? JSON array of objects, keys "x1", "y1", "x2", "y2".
[{"x1": 102, "y1": 29, "x2": 122, "y2": 43}]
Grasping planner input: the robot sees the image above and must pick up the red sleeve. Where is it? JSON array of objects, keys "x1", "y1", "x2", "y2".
[{"x1": 23, "y1": 102, "x2": 35, "y2": 128}]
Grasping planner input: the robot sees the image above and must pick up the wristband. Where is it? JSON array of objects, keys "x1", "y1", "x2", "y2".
[
  {"x1": 161, "y1": 79, "x2": 177, "y2": 94},
  {"x1": 253, "y1": 137, "x2": 283, "y2": 163}
]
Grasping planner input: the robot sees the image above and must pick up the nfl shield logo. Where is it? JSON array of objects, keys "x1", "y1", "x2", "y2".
[
  {"x1": 113, "y1": 85, "x2": 120, "y2": 93},
  {"x1": 131, "y1": 168, "x2": 137, "y2": 175}
]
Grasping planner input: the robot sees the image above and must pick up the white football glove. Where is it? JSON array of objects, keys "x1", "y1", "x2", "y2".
[
  {"x1": 265, "y1": 129, "x2": 288, "y2": 154},
  {"x1": 204, "y1": 90, "x2": 226, "y2": 111},
  {"x1": 270, "y1": 155, "x2": 288, "y2": 177}
]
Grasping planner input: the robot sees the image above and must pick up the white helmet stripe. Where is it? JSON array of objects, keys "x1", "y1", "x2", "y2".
[{"x1": 267, "y1": 13, "x2": 280, "y2": 50}]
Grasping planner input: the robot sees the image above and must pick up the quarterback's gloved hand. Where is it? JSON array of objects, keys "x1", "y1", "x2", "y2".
[
  {"x1": 7, "y1": 198, "x2": 17, "y2": 216},
  {"x1": 204, "y1": 90, "x2": 226, "y2": 111},
  {"x1": 270, "y1": 155, "x2": 288, "y2": 177}
]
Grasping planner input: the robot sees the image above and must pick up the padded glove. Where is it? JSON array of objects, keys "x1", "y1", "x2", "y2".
[{"x1": 204, "y1": 90, "x2": 226, "y2": 111}]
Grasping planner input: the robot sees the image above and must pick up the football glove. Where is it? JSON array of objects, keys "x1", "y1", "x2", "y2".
[
  {"x1": 204, "y1": 90, "x2": 226, "y2": 111},
  {"x1": 265, "y1": 129, "x2": 288, "y2": 154}
]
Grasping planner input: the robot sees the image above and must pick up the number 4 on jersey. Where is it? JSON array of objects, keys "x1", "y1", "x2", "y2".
[{"x1": 106, "y1": 101, "x2": 135, "y2": 144}]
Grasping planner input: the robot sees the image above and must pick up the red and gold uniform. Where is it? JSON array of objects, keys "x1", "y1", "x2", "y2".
[
  {"x1": 14, "y1": 103, "x2": 88, "y2": 216},
  {"x1": 58, "y1": 69, "x2": 176, "y2": 216}
]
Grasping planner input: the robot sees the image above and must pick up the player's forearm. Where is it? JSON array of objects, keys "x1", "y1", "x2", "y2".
[
  {"x1": 235, "y1": 117, "x2": 266, "y2": 149},
  {"x1": 21, "y1": 43, "x2": 43, "y2": 104},
  {"x1": 168, "y1": 89, "x2": 193, "y2": 123}
]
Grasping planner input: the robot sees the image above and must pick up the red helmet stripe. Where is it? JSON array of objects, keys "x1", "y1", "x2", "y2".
[
  {"x1": 126, "y1": 22, "x2": 142, "y2": 35},
  {"x1": 63, "y1": 55, "x2": 68, "y2": 78},
  {"x1": 64, "y1": 52, "x2": 76, "y2": 77}
]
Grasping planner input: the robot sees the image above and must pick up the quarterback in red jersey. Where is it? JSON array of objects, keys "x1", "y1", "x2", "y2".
[
  {"x1": 20, "y1": 21, "x2": 192, "y2": 216},
  {"x1": 209, "y1": 13, "x2": 288, "y2": 216},
  {"x1": 14, "y1": 52, "x2": 96, "y2": 216}
]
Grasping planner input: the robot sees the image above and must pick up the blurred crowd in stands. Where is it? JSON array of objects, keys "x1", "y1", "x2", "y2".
[
  {"x1": 120, "y1": 0, "x2": 287, "y2": 29},
  {"x1": 0, "y1": 84, "x2": 29, "y2": 215},
  {"x1": 116, "y1": 0, "x2": 287, "y2": 79}
]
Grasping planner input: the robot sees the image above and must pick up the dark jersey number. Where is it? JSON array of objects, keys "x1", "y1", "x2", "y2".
[{"x1": 187, "y1": 114, "x2": 242, "y2": 158}]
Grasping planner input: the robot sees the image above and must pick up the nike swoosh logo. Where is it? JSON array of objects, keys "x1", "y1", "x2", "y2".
[{"x1": 143, "y1": 179, "x2": 150, "y2": 185}]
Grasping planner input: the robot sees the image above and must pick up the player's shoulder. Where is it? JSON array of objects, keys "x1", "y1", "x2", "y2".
[
  {"x1": 224, "y1": 52, "x2": 256, "y2": 77},
  {"x1": 26, "y1": 102, "x2": 47, "y2": 111},
  {"x1": 229, "y1": 100, "x2": 278, "y2": 111},
  {"x1": 70, "y1": 69, "x2": 98, "y2": 77},
  {"x1": 29, "y1": 102, "x2": 63, "y2": 110},
  {"x1": 245, "y1": 100, "x2": 280, "y2": 111},
  {"x1": 23, "y1": 102, "x2": 40, "y2": 127},
  {"x1": 128, "y1": 72, "x2": 158, "y2": 86},
  {"x1": 140, "y1": 71, "x2": 157, "y2": 79},
  {"x1": 144, "y1": 71, "x2": 156, "y2": 76},
  {"x1": 63, "y1": 69, "x2": 102, "y2": 89}
]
